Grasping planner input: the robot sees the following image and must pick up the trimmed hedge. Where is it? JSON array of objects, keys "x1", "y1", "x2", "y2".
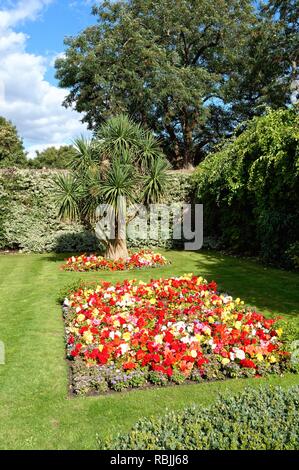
[
  {"x1": 0, "y1": 168, "x2": 194, "y2": 253},
  {"x1": 99, "y1": 386, "x2": 299, "y2": 450}
]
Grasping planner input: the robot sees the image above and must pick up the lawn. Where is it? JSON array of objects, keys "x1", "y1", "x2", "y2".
[{"x1": 0, "y1": 250, "x2": 298, "y2": 450}]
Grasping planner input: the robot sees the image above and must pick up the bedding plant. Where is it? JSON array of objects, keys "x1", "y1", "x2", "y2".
[
  {"x1": 62, "y1": 249, "x2": 169, "y2": 272},
  {"x1": 63, "y1": 273, "x2": 295, "y2": 395}
]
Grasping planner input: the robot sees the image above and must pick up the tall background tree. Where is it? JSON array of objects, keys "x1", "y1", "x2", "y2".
[
  {"x1": 228, "y1": 0, "x2": 299, "y2": 119},
  {"x1": 0, "y1": 117, "x2": 27, "y2": 168},
  {"x1": 56, "y1": 0, "x2": 260, "y2": 168}
]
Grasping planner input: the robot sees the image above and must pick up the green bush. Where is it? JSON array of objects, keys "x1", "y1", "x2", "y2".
[
  {"x1": 0, "y1": 169, "x2": 193, "y2": 253},
  {"x1": 99, "y1": 386, "x2": 299, "y2": 450},
  {"x1": 193, "y1": 108, "x2": 299, "y2": 268}
]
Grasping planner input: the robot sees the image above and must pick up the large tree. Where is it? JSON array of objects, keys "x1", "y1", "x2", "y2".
[
  {"x1": 0, "y1": 117, "x2": 27, "y2": 168},
  {"x1": 263, "y1": 0, "x2": 299, "y2": 105},
  {"x1": 56, "y1": 0, "x2": 259, "y2": 168},
  {"x1": 28, "y1": 145, "x2": 77, "y2": 169},
  {"x1": 226, "y1": 0, "x2": 299, "y2": 121}
]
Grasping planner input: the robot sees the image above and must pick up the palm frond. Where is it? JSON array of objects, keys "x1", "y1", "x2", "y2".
[
  {"x1": 99, "y1": 159, "x2": 138, "y2": 209},
  {"x1": 53, "y1": 173, "x2": 82, "y2": 221},
  {"x1": 69, "y1": 136, "x2": 97, "y2": 172},
  {"x1": 143, "y1": 156, "x2": 171, "y2": 204},
  {"x1": 96, "y1": 114, "x2": 143, "y2": 160}
]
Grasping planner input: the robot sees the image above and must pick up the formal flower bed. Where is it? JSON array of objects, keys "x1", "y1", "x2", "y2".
[
  {"x1": 63, "y1": 274, "x2": 292, "y2": 395},
  {"x1": 62, "y1": 249, "x2": 169, "y2": 272}
]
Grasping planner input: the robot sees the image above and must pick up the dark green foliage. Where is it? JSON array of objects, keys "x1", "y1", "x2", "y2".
[
  {"x1": 55, "y1": 0, "x2": 260, "y2": 167},
  {"x1": 193, "y1": 109, "x2": 299, "y2": 268},
  {"x1": 28, "y1": 146, "x2": 77, "y2": 169},
  {"x1": 55, "y1": 1, "x2": 296, "y2": 167},
  {"x1": 99, "y1": 385, "x2": 299, "y2": 450},
  {"x1": 0, "y1": 117, "x2": 27, "y2": 168}
]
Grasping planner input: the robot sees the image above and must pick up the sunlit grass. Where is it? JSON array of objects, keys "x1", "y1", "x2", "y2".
[{"x1": 0, "y1": 250, "x2": 298, "y2": 449}]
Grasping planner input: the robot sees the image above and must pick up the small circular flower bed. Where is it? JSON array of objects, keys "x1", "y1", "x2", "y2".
[
  {"x1": 62, "y1": 249, "x2": 169, "y2": 272},
  {"x1": 63, "y1": 274, "x2": 292, "y2": 395}
]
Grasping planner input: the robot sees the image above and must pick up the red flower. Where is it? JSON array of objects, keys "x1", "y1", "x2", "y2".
[
  {"x1": 240, "y1": 359, "x2": 256, "y2": 369},
  {"x1": 123, "y1": 362, "x2": 137, "y2": 370}
]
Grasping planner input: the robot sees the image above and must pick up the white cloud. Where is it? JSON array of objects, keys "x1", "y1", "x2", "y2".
[{"x1": 0, "y1": 0, "x2": 90, "y2": 156}]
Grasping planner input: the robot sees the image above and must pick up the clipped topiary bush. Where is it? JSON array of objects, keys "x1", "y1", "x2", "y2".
[{"x1": 99, "y1": 386, "x2": 299, "y2": 450}]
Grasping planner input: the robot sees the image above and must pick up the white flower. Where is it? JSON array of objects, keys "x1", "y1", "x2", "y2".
[
  {"x1": 230, "y1": 352, "x2": 235, "y2": 361},
  {"x1": 120, "y1": 343, "x2": 129, "y2": 355},
  {"x1": 234, "y1": 349, "x2": 245, "y2": 360}
]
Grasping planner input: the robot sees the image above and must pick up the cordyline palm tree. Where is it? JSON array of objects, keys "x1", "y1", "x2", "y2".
[{"x1": 54, "y1": 114, "x2": 171, "y2": 260}]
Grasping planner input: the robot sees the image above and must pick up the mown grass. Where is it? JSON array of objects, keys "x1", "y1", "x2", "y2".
[{"x1": 0, "y1": 250, "x2": 298, "y2": 449}]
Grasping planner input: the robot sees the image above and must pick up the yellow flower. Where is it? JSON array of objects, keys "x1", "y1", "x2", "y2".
[
  {"x1": 235, "y1": 321, "x2": 242, "y2": 330},
  {"x1": 149, "y1": 298, "x2": 156, "y2": 305},
  {"x1": 269, "y1": 355, "x2": 277, "y2": 363},
  {"x1": 122, "y1": 332, "x2": 131, "y2": 341},
  {"x1": 195, "y1": 334, "x2": 204, "y2": 342},
  {"x1": 276, "y1": 328, "x2": 283, "y2": 337},
  {"x1": 154, "y1": 334, "x2": 163, "y2": 344},
  {"x1": 222, "y1": 358, "x2": 230, "y2": 365},
  {"x1": 83, "y1": 330, "x2": 93, "y2": 344},
  {"x1": 77, "y1": 314, "x2": 85, "y2": 323},
  {"x1": 98, "y1": 344, "x2": 104, "y2": 352},
  {"x1": 256, "y1": 353, "x2": 264, "y2": 362},
  {"x1": 190, "y1": 350, "x2": 197, "y2": 358},
  {"x1": 208, "y1": 316, "x2": 215, "y2": 323},
  {"x1": 235, "y1": 297, "x2": 241, "y2": 304},
  {"x1": 113, "y1": 319, "x2": 120, "y2": 327}
]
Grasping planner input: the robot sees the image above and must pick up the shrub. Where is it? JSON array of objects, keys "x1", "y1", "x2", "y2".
[
  {"x1": 99, "y1": 386, "x2": 299, "y2": 450},
  {"x1": 193, "y1": 108, "x2": 299, "y2": 268}
]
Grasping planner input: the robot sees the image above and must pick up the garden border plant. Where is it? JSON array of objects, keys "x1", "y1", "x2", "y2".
[
  {"x1": 98, "y1": 385, "x2": 299, "y2": 450},
  {"x1": 62, "y1": 249, "x2": 170, "y2": 272},
  {"x1": 61, "y1": 273, "x2": 297, "y2": 396}
]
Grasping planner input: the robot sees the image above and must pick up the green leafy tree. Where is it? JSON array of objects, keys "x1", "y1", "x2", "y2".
[
  {"x1": 263, "y1": 1, "x2": 299, "y2": 79},
  {"x1": 28, "y1": 145, "x2": 77, "y2": 169},
  {"x1": 228, "y1": 0, "x2": 299, "y2": 119},
  {"x1": 193, "y1": 108, "x2": 299, "y2": 267},
  {"x1": 0, "y1": 117, "x2": 27, "y2": 168},
  {"x1": 54, "y1": 114, "x2": 170, "y2": 260},
  {"x1": 55, "y1": 0, "x2": 258, "y2": 168}
]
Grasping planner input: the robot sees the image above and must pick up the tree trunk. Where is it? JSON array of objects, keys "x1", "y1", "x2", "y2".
[
  {"x1": 104, "y1": 238, "x2": 129, "y2": 260},
  {"x1": 182, "y1": 113, "x2": 195, "y2": 169}
]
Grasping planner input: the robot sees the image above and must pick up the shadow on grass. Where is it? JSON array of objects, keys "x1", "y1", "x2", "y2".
[{"x1": 194, "y1": 250, "x2": 299, "y2": 320}]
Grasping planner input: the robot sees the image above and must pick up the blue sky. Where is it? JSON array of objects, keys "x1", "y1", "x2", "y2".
[{"x1": 0, "y1": 0, "x2": 97, "y2": 157}]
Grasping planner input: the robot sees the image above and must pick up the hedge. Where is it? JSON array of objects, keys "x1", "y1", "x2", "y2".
[
  {"x1": 99, "y1": 385, "x2": 299, "y2": 450},
  {"x1": 0, "y1": 168, "x2": 194, "y2": 253},
  {"x1": 193, "y1": 109, "x2": 299, "y2": 269}
]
